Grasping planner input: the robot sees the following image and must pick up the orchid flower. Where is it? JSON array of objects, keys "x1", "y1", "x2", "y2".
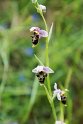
[
  {"x1": 32, "y1": 65, "x2": 54, "y2": 74},
  {"x1": 38, "y1": 4, "x2": 46, "y2": 12},
  {"x1": 30, "y1": 27, "x2": 48, "y2": 47},
  {"x1": 32, "y1": 65, "x2": 54, "y2": 84},
  {"x1": 30, "y1": 27, "x2": 48, "y2": 38}
]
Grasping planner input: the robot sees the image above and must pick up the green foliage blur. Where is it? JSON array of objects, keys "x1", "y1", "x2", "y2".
[{"x1": 0, "y1": 0, "x2": 83, "y2": 124}]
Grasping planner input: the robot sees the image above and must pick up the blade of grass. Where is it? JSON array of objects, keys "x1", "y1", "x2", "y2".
[
  {"x1": 34, "y1": 54, "x2": 44, "y2": 65},
  {"x1": 21, "y1": 77, "x2": 39, "y2": 124}
]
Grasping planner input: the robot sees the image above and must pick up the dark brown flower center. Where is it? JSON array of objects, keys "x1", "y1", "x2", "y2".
[{"x1": 36, "y1": 71, "x2": 47, "y2": 84}]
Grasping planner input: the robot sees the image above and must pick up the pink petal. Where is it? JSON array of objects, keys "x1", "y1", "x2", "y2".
[
  {"x1": 54, "y1": 83, "x2": 57, "y2": 90},
  {"x1": 39, "y1": 30, "x2": 48, "y2": 38},
  {"x1": 43, "y1": 67, "x2": 54, "y2": 73},
  {"x1": 39, "y1": 4, "x2": 46, "y2": 12},
  {"x1": 57, "y1": 93, "x2": 61, "y2": 101},
  {"x1": 30, "y1": 27, "x2": 40, "y2": 32},
  {"x1": 32, "y1": 66, "x2": 44, "y2": 73}
]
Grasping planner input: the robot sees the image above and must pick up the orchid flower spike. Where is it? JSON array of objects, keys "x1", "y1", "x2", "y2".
[
  {"x1": 30, "y1": 27, "x2": 48, "y2": 47},
  {"x1": 32, "y1": 65, "x2": 54, "y2": 84}
]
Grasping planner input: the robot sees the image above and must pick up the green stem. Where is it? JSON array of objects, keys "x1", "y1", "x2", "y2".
[
  {"x1": 40, "y1": 13, "x2": 48, "y2": 31},
  {"x1": 36, "y1": 3, "x2": 49, "y2": 66},
  {"x1": 65, "y1": 68, "x2": 73, "y2": 124},
  {"x1": 40, "y1": 13, "x2": 49, "y2": 65},
  {"x1": 51, "y1": 101, "x2": 56, "y2": 120},
  {"x1": 60, "y1": 102, "x2": 64, "y2": 121},
  {"x1": 40, "y1": 11, "x2": 52, "y2": 95},
  {"x1": 65, "y1": 68, "x2": 72, "y2": 89},
  {"x1": 39, "y1": 6, "x2": 56, "y2": 121},
  {"x1": 34, "y1": 2, "x2": 56, "y2": 121},
  {"x1": 41, "y1": 14, "x2": 51, "y2": 95},
  {"x1": 47, "y1": 75, "x2": 52, "y2": 96},
  {"x1": 43, "y1": 84, "x2": 56, "y2": 120}
]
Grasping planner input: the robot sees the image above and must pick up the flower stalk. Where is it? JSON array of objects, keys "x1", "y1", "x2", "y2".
[
  {"x1": 43, "y1": 84, "x2": 56, "y2": 120},
  {"x1": 34, "y1": 2, "x2": 56, "y2": 120},
  {"x1": 30, "y1": 0, "x2": 70, "y2": 123}
]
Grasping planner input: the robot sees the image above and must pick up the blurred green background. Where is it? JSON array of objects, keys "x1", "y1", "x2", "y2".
[{"x1": 0, "y1": 0, "x2": 83, "y2": 124}]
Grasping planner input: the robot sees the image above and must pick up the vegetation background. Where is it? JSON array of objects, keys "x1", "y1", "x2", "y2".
[{"x1": 0, "y1": 0, "x2": 83, "y2": 124}]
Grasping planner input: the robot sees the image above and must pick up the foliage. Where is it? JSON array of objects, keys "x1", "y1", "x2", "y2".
[{"x1": 0, "y1": 0, "x2": 83, "y2": 124}]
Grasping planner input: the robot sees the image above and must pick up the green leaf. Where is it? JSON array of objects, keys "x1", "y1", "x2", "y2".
[
  {"x1": 43, "y1": 84, "x2": 52, "y2": 104},
  {"x1": 48, "y1": 22, "x2": 53, "y2": 42},
  {"x1": 34, "y1": 54, "x2": 44, "y2": 65},
  {"x1": 21, "y1": 77, "x2": 39, "y2": 123}
]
